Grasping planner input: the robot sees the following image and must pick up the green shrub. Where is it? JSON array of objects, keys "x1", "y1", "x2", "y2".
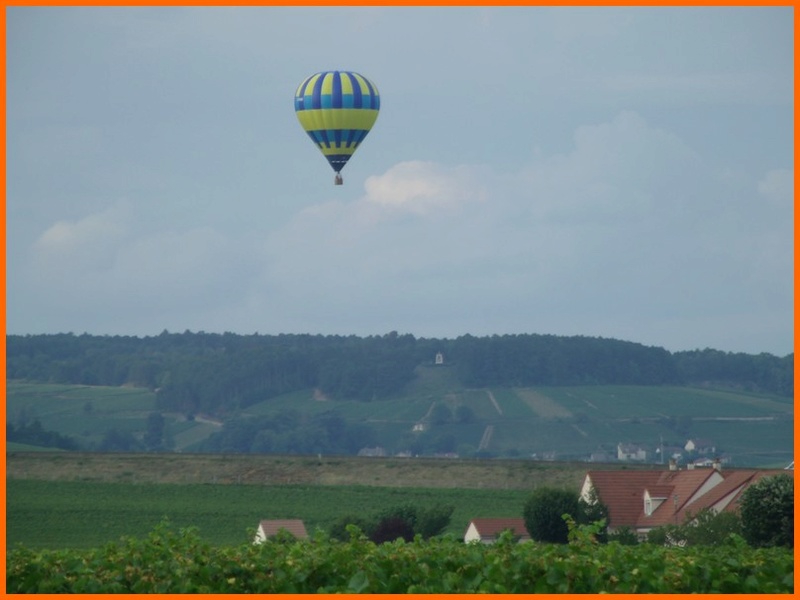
[
  {"x1": 522, "y1": 487, "x2": 580, "y2": 543},
  {"x1": 6, "y1": 520, "x2": 793, "y2": 593},
  {"x1": 648, "y1": 508, "x2": 743, "y2": 547},
  {"x1": 608, "y1": 525, "x2": 638, "y2": 545},
  {"x1": 739, "y1": 474, "x2": 793, "y2": 548}
]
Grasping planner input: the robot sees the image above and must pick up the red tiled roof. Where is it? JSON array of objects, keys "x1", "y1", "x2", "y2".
[
  {"x1": 646, "y1": 484, "x2": 673, "y2": 498},
  {"x1": 724, "y1": 469, "x2": 794, "y2": 508},
  {"x1": 679, "y1": 470, "x2": 758, "y2": 516},
  {"x1": 585, "y1": 471, "x2": 664, "y2": 528},
  {"x1": 258, "y1": 519, "x2": 308, "y2": 539},
  {"x1": 466, "y1": 518, "x2": 530, "y2": 540},
  {"x1": 585, "y1": 468, "x2": 793, "y2": 532},
  {"x1": 638, "y1": 469, "x2": 721, "y2": 528}
]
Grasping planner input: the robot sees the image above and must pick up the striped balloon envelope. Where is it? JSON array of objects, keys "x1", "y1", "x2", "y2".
[{"x1": 294, "y1": 71, "x2": 380, "y2": 185}]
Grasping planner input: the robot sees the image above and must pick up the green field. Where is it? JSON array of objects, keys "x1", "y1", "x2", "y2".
[
  {"x1": 6, "y1": 478, "x2": 531, "y2": 550},
  {"x1": 6, "y1": 376, "x2": 793, "y2": 466}
]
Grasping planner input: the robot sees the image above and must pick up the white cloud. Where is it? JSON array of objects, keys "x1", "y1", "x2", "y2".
[
  {"x1": 32, "y1": 202, "x2": 131, "y2": 273},
  {"x1": 362, "y1": 160, "x2": 487, "y2": 216},
  {"x1": 25, "y1": 201, "x2": 259, "y2": 326}
]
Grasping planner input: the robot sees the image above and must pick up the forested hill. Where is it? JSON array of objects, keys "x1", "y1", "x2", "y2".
[{"x1": 6, "y1": 332, "x2": 793, "y2": 418}]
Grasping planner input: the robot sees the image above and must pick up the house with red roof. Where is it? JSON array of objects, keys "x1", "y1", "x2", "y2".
[
  {"x1": 463, "y1": 518, "x2": 531, "y2": 543},
  {"x1": 253, "y1": 519, "x2": 309, "y2": 543},
  {"x1": 580, "y1": 466, "x2": 792, "y2": 540}
]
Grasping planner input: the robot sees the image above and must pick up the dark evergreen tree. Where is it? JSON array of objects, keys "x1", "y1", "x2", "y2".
[
  {"x1": 739, "y1": 474, "x2": 793, "y2": 548},
  {"x1": 143, "y1": 412, "x2": 166, "y2": 451},
  {"x1": 523, "y1": 487, "x2": 581, "y2": 544}
]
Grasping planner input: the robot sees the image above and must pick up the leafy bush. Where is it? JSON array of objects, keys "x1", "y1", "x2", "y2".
[
  {"x1": 7, "y1": 520, "x2": 793, "y2": 593},
  {"x1": 523, "y1": 487, "x2": 580, "y2": 543},
  {"x1": 607, "y1": 525, "x2": 638, "y2": 545},
  {"x1": 647, "y1": 508, "x2": 742, "y2": 547},
  {"x1": 328, "y1": 503, "x2": 454, "y2": 544},
  {"x1": 739, "y1": 474, "x2": 793, "y2": 548}
]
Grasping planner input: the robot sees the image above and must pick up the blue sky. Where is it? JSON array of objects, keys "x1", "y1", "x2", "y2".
[{"x1": 6, "y1": 6, "x2": 794, "y2": 355}]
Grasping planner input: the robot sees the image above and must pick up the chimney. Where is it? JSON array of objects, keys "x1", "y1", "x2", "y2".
[
  {"x1": 712, "y1": 458, "x2": 722, "y2": 472},
  {"x1": 668, "y1": 458, "x2": 677, "y2": 471}
]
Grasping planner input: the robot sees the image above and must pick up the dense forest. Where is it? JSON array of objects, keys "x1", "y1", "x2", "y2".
[{"x1": 6, "y1": 332, "x2": 793, "y2": 422}]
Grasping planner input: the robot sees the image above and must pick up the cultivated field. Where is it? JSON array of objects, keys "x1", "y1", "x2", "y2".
[
  {"x1": 6, "y1": 377, "x2": 794, "y2": 465},
  {"x1": 6, "y1": 451, "x2": 620, "y2": 549},
  {"x1": 5, "y1": 451, "x2": 597, "y2": 488}
]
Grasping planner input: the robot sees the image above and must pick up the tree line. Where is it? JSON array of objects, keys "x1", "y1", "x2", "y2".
[{"x1": 6, "y1": 331, "x2": 793, "y2": 418}]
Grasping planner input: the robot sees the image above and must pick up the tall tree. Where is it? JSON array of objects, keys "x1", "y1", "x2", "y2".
[
  {"x1": 739, "y1": 474, "x2": 793, "y2": 548},
  {"x1": 143, "y1": 412, "x2": 166, "y2": 451},
  {"x1": 523, "y1": 487, "x2": 581, "y2": 544}
]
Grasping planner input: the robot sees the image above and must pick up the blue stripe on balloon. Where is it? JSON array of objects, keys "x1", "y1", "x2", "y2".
[
  {"x1": 305, "y1": 129, "x2": 371, "y2": 149},
  {"x1": 326, "y1": 154, "x2": 351, "y2": 171},
  {"x1": 332, "y1": 72, "x2": 343, "y2": 108},
  {"x1": 311, "y1": 75, "x2": 324, "y2": 110},
  {"x1": 306, "y1": 131, "x2": 322, "y2": 148},
  {"x1": 363, "y1": 79, "x2": 376, "y2": 110},
  {"x1": 295, "y1": 78, "x2": 307, "y2": 99},
  {"x1": 346, "y1": 72, "x2": 363, "y2": 108}
]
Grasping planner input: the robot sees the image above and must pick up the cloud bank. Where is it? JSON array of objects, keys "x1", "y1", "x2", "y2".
[{"x1": 13, "y1": 111, "x2": 791, "y2": 354}]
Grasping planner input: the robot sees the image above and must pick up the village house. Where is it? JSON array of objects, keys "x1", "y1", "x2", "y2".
[
  {"x1": 617, "y1": 442, "x2": 648, "y2": 462},
  {"x1": 253, "y1": 519, "x2": 308, "y2": 544},
  {"x1": 580, "y1": 465, "x2": 791, "y2": 540},
  {"x1": 684, "y1": 438, "x2": 716, "y2": 455},
  {"x1": 463, "y1": 518, "x2": 531, "y2": 544}
]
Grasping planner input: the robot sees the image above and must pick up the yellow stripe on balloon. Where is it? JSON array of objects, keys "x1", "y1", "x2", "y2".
[
  {"x1": 340, "y1": 74, "x2": 355, "y2": 96},
  {"x1": 295, "y1": 109, "x2": 379, "y2": 132},
  {"x1": 351, "y1": 73, "x2": 372, "y2": 95},
  {"x1": 298, "y1": 73, "x2": 321, "y2": 96},
  {"x1": 319, "y1": 145, "x2": 359, "y2": 157},
  {"x1": 320, "y1": 72, "x2": 334, "y2": 95}
]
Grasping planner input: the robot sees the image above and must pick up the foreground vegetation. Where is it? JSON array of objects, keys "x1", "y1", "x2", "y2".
[{"x1": 7, "y1": 520, "x2": 793, "y2": 593}]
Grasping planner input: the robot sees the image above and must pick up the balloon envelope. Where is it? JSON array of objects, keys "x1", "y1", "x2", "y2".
[{"x1": 294, "y1": 71, "x2": 380, "y2": 177}]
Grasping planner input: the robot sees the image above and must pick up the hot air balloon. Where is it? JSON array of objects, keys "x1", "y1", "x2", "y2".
[{"x1": 294, "y1": 70, "x2": 380, "y2": 185}]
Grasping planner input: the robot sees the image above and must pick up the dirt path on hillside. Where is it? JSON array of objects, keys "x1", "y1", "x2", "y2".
[
  {"x1": 486, "y1": 391, "x2": 503, "y2": 415},
  {"x1": 478, "y1": 425, "x2": 494, "y2": 451}
]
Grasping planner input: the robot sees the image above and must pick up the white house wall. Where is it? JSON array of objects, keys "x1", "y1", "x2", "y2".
[
  {"x1": 254, "y1": 525, "x2": 267, "y2": 544},
  {"x1": 464, "y1": 523, "x2": 482, "y2": 543},
  {"x1": 684, "y1": 471, "x2": 724, "y2": 507},
  {"x1": 579, "y1": 475, "x2": 594, "y2": 502}
]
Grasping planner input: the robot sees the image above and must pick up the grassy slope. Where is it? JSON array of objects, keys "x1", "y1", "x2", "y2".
[{"x1": 6, "y1": 369, "x2": 794, "y2": 466}]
